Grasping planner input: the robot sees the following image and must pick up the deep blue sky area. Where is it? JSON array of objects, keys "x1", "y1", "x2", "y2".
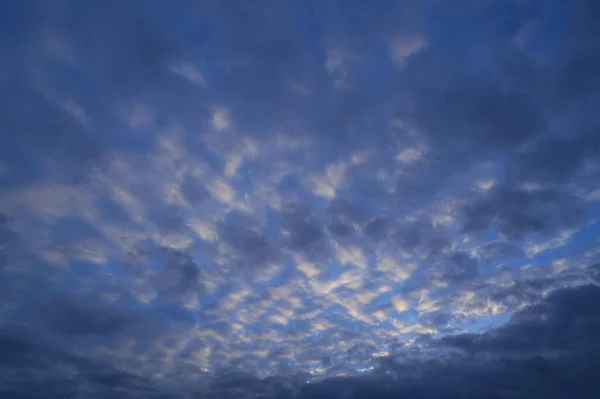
[{"x1": 1, "y1": 0, "x2": 600, "y2": 398}]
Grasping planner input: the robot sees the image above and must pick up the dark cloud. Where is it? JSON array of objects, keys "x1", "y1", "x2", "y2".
[
  {"x1": 219, "y1": 216, "x2": 280, "y2": 270},
  {"x1": 283, "y1": 206, "x2": 327, "y2": 253},
  {"x1": 587, "y1": 263, "x2": 600, "y2": 284},
  {"x1": 364, "y1": 217, "x2": 395, "y2": 243},
  {"x1": 327, "y1": 222, "x2": 355, "y2": 238},
  {"x1": 0, "y1": 85, "x2": 104, "y2": 186},
  {"x1": 509, "y1": 134, "x2": 600, "y2": 186},
  {"x1": 180, "y1": 173, "x2": 210, "y2": 206},
  {"x1": 326, "y1": 199, "x2": 370, "y2": 239},
  {"x1": 0, "y1": 214, "x2": 18, "y2": 268},
  {"x1": 439, "y1": 284, "x2": 600, "y2": 356},
  {"x1": 394, "y1": 218, "x2": 451, "y2": 258},
  {"x1": 155, "y1": 248, "x2": 204, "y2": 301},
  {"x1": 364, "y1": 216, "x2": 450, "y2": 259},
  {"x1": 0, "y1": 324, "x2": 167, "y2": 398},
  {"x1": 42, "y1": 295, "x2": 136, "y2": 337},
  {"x1": 432, "y1": 252, "x2": 480, "y2": 285},
  {"x1": 460, "y1": 185, "x2": 585, "y2": 239}
]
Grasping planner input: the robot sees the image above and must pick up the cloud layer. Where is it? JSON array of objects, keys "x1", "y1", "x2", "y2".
[{"x1": 1, "y1": 0, "x2": 599, "y2": 397}]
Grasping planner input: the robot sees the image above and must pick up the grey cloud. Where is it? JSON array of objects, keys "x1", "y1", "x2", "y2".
[
  {"x1": 460, "y1": 185, "x2": 585, "y2": 238},
  {"x1": 326, "y1": 199, "x2": 372, "y2": 239},
  {"x1": 219, "y1": 217, "x2": 279, "y2": 270},
  {"x1": 42, "y1": 295, "x2": 136, "y2": 337},
  {"x1": 155, "y1": 248, "x2": 204, "y2": 301},
  {"x1": 180, "y1": 173, "x2": 209, "y2": 206},
  {"x1": 509, "y1": 135, "x2": 600, "y2": 185},
  {"x1": 0, "y1": 324, "x2": 167, "y2": 398},
  {"x1": 0, "y1": 86, "x2": 104, "y2": 186},
  {"x1": 364, "y1": 217, "x2": 396, "y2": 243},
  {"x1": 394, "y1": 218, "x2": 450, "y2": 258},
  {"x1": 283, "y1": 206, "x2": 326, "y2": 254},
  {"x1": 587, "y1": 263, "x2": 600, "y2": 284},
  {"x1": 327, "y1": 222, "x2": 355, "y2": 238},
  {"x1": 418, "y1": 311, "x2": 458, "y2": 332},
  {"x1": 475, "y1": 240, "x2": 524, "y2": 263},
  {"x1": 432, "y1": 252, "x2": 479, "y2": 285},
  {"x1": 439, "y1": 284, "x2": 600, "y2": 356},
  {"x1": 0, "y1": 214, "x2": 18, "y2": 268},
  {"x1": 364, "y1": 216, "x2": 450, "y2": 259}
]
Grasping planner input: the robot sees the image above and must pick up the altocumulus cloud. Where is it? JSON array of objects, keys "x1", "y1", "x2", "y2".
[{"x1": 1, "y1": 0, "x2": 600, "y2": 398}]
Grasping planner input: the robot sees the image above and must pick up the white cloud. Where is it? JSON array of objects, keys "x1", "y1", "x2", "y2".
[
  {"x1": 391, "y1": 295, "x2": 410, "y2": 313},
  {"x1": 206, "y1": 179, "x2": 236, "y2": 204},
  {"x1": 586, "y1": 188, "x2": 600, "y2": 201},
  {"x1": 475, "y1": 179, "x2": 495, "y2": 192},
  {"x1": 356, "y1": 291, "x2": 378, "y2": 305},
  {"x1": 524, "y1": 229, "x2": 577, "y2": 257},
  {"x1": 307, "y1": 176, "x2": 336, "y2": 199},
  {"x1": 62, "y1": 100, "x2": 91, "y2": 128},
  {"x1": 191, "y1": 220, "x2": 217, "y2": 242},
  {"x1": 389, "y1": 35, "x2": 428, "y2": 69},
  {"x1": 334, "y1": 243, "x2": 367, "y2": 268},
  {"x1": 158, "y1": 232, "x2": 194, "y2": 250},
  {"x1": 268, "y1": 314, "x2": 288, "y2": 326},
  {"x1": 169, "y1": 61, "x2": 206, "y2": 87},
  {"x1": 377, "y1": 256, "x2": 416, "y2": 282},
  {"x1": 310, "y1": 270, "x2": 359, "y2": 296},
  {"x1": 395, "y1": 147, "x2": 425, "y2": 164},
  {"x1": 211, "y1": 107, "x2": 230, "y2": 130},
  {"x1": 224, "y1": 154, "x2": 243, "y2": 178},
  {"x1": 553, "y1": 258, "x2": 568, "y2": 273},
  {"x1": 297, "y1": 261, "x2": 321, "y2": 279}
]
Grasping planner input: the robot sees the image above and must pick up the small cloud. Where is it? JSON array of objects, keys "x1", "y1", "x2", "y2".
[
  {"x1": 395, "y1": 147, "x2": 425, "y2": 164},
  {"x1": 297, "y1": 261, "x2": 321, "y2": 279},
  {"x1": 525, "y1": 229, "x2": 577, "y2": 257},
  {"x1": 224, "y1": 154, "x2": 243, "y2": 178},
  {"x1": 61, "y1": 101, "x2": 91, "y2": 128},
  {"x1": 325, "y1": 48, "x2": 349, "y2": 89},
  {"x1": 391, "y1": 295, "x2": 410, "y2": 313},
  {"x1": 211, "y1": 107, "x2": 230, "y2": 130},
  {"x1": 268, "y1": 314, "x2": 288, "y2": 326},
  {"x1": 191, "y1": 220, "x2": 218, "y2": 242},
  {"x1": 120, "y1": 103, "x2": 155, "y2": 128},
  {"x1": 553, "y1": 258, "x2": 569, "y2": 273},
  {"x1": 334, "y1": 243, "x2": 367, "y2": 268},
  {"x1": 389, "y1": 35, "x2": 428, "y2": 69},
  {"x1": 207, "y1": 179, "x2": 235, "y2": 204},
  {"x1": 169, "y1": 61, "x2": 205, "y2": 87},
  {"x1": 475, "y1": 179, "x2": 495, "y2": 192}
]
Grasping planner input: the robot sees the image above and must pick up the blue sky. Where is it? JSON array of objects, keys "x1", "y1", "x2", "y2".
[{"x1": 1, "y1": 0, "x2": 600, "y2": 398}]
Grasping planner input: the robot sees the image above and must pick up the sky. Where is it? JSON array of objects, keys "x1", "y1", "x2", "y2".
[{"x1": 1, "y1": 0, "x2": 600, "y2": 398}]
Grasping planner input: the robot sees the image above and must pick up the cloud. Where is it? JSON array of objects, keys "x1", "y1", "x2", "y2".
[
  {"x1": 0, "y1": 324, "x2": 167, "y2": 398},
  {"x1": 431, "y1": 252, "x2": 480, "y2": 285},
  {"x1": 1, "y1": 0, "x2": 600, "y2": 397},
  {"x1": 460, "y1": 185, "x2": 585, "y2": 239},
  {"x1": 218, "y1": 215, "x2": 280, "y2": 270},
  {"x1": 42, "y1": 295, "x2": 137, "y2": 338}
]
